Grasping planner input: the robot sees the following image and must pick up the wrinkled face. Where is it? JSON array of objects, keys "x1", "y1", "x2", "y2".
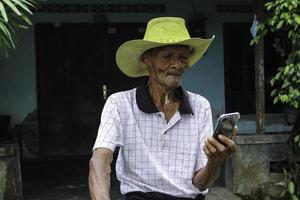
[{"x1": 142, "y1": 45, "x2": 191, "y2": 89}]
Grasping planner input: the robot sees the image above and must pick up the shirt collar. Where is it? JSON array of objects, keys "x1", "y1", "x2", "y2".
[{"x1": 136, "y1": 82, "x2": 193, "y2": 115}]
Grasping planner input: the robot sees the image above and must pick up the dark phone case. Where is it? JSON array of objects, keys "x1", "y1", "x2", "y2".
[{"x1": 213, "y1": 112, "x2": 240, "y2": 138}]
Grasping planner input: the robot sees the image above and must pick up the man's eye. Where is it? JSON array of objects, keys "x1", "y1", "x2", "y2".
[
  {"x1": 180, "y1": 55, "x2": 189, "y2": 60},
  {"x1": 163, "y1": 54, "x2": 171, "y2": 59}
]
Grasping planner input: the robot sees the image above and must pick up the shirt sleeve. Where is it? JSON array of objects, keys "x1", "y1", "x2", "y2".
[
  {"x1": 93, "y1": 95, "x2": 124, "y2": 152},
  {"x1": 195, "y1": 102, "x2": 213, "y2": 171}
]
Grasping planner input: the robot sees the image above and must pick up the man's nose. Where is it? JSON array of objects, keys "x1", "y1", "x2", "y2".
[{"x1": 170, "y1": 56, "x2": 184, "y2": 68}]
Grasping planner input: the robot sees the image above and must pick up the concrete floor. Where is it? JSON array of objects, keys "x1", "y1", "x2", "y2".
[
  {"x1": 21, "y1": 155, "x2": 123, "y2": 200},
  {"x1": 21, "y1": 155, "x2": 226, "y2": 200}
]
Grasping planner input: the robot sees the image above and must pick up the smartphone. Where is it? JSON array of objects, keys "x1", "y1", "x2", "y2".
[{"x1": 213, "y1": 112, "x2": 240, "y2": 139}]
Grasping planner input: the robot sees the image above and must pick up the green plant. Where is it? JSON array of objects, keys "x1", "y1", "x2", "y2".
[
  {"x1": 251, "y1": 0, "x2": 300, "y2": 109},
  {"x1": 282, "y1": 168, "x2": 299, "y2": 200},
  {"x1": 250, "y1": 0, "x2": 300, "y2": 199},
  {"x1": 0, "y1": 0, "x2": 36, "y2": 57}
]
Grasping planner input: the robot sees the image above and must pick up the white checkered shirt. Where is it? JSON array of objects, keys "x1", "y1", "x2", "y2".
[{"x1": 93, "y1": 83, "x2": 213, "y2": 198}]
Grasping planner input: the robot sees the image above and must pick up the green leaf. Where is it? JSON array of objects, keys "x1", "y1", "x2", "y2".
[
  {"x1": 15, "y1": 23, "x2": 28, "y2": 29},
  {"x1": 278, "y1": 67, "x2": 284, "y2": 71},
  {"x1": 295, "y1": 16, "x2": 300, "y2": 24},
  {"x1": 250, "y1": 37, "x2": 259, "y2": 46},
  {"x1": 291, "y1": 0, "x2": 298, "y2": 7},
  {"x1": 275, "y1": 72, "x2": 281, "y2": 80},
  {"x1": 2, "y1": 0, "x2": 21, "y2": 16},
  {"x1": 265, "y1": 2, "x2": 274, "y2": 9},
  {"x1": 288, "y1": 181, "x2": 295, "y2": 194},
  {"x1": 270, "y1": 19, "x2": 275, "y2": 26},
  {"x1": 0, "y1": 20, "x2": 13, "y2": 42},
  {"x1": 257, "y1": 23, "x2": 265, "y2": 31},
  {"x1": 289, "y1": 87, "x2": 294, "y2": 97},
  {"x1": 0, "y1": 33, "x2": 10, "y2": 44},
  {"x1": 267, "y1": 4, "x2": 273, "y2": 11},
  {"x1": 295, "y1": 135, "x2": 300, "y2": 143},
  {"x1": 277, "y1": 20, "x2": 284, "y2": 29},
  {"x1": 10, "y1": 0, "x2": 32, "y2": 15},
  {"x1": 291, "y1": 194, "x2": 299, "y2": 200},
  {"x1": 273, "y1": 96, "x2": 279, "y2": 104},
  {"x1": 280, "y1": 12, "x2": 287, "y2": 19},
  {"x1": 19, "y1": 14, "x2": 32, "y2": 25},
  {"x1": 0, "y1": 20, "x2": 16, "y2": 49},
  {"x1": 270, "y1": 78, "x2": 275, "y2": 86},
  {"x1": 277, "y1": 5, "x2": 282, "y2": 13},
  {"x1": 22, "y1": 0, "x2": 35, "y2": 8},
  {"x1": 271, "y1": 89, "x2": 278, "y2": 97},
  {"x1": 284, "y1": 66, "x2": 290, "y2": 75},
  {"x1": 282, "y1": 80, "x2": 289, "y2": 88},
  {"x1": 0, "y1": 2, "x2": 8, "y2": 22},
  {"x1": 289, "y1": 66, "x2": 295, "y2": 74},
  {"x1": 279, "y1": 94, "x2": 289, "y2": 102},
  {"x1": 262, "y1": 29, "x2": 268, "y2": 37}
]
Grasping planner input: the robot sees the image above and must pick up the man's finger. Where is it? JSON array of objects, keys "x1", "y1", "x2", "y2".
[
  {"x1": 208, "y1": 137, "x2": 226, "y2": 153},
  {"x1": 217, "y1": 135, "x2": 236, "y2": 149},
  {"x1": 231, "y1": 126, "x2": 238, "y2": 140},
  {"x1": 203, "y1": 145, "x2": 211, "y2": 157},
  {"x1": 204, "y1": 139, "x2": 217, "y2": 155}
]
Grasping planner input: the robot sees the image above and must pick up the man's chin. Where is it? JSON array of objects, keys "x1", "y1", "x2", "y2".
[{"x1": 165, "y1": 79, "x2": 182, "y2": 89}]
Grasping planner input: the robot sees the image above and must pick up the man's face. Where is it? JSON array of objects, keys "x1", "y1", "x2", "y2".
[{"x1": 145, "y1": 45, "x2": 191, "y2": 89}]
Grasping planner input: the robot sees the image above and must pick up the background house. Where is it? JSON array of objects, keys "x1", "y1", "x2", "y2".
[
  {"x1": 0, "y1": 0, "x2": 296, "y2": 199},
  {"x1": 0, "y1": 0, "x2": 292, "y2": 157}
]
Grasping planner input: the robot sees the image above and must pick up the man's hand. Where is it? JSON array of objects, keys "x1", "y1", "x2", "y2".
[
  {"x1": 192, "y1": 126, "x2": 238, "y2": 191},
  {"x1": 203, "y1": 126, "x2": 238, "y2": 165}
]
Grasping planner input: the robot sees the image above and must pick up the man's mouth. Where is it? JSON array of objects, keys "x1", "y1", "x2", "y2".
[
  {"x1": 167, "y1": 74, "x2": 181, "y2": 78},
  {"x1": 167, "y1": 71, "x2": 183, "y2": 76}
]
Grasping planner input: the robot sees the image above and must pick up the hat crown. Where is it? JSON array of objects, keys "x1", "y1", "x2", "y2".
[{"x1": 143, "y1": 17, "x2": 191, "y2": 43}]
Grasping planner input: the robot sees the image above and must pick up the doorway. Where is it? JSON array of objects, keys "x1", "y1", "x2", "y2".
[
  {"x1": 223, "y1": 23, "x2": 284, "y2": 114},
  {"x1": 35, "y1": 23, "x2": 146, "y2": 156}
]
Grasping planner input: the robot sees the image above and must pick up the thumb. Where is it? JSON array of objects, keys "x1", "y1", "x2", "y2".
[{"x1": 231, "y1": 126, "x2": 238, "y2": 140}]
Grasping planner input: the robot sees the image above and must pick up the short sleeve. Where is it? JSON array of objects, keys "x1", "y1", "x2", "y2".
[
  {"x1": 93, "y1": 95, "x2": 124, "y2": 152},
  {"x1": 195, "y1": 103, "x2": 213, "y2": 171}
]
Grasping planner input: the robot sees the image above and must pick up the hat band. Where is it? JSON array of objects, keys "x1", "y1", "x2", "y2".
[{"x1": 144, "y1": 37, "x2": 190, "y2": 43}]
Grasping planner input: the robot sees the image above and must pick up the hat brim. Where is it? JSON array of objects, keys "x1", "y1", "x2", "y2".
[{"x1": 116, "y1": 36, "x2": 215, "y2": 77}]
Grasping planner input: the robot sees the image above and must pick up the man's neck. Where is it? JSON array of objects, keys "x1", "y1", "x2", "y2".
[{"x1": 147, "y1": 80, "x2": 178, "y2": 110}]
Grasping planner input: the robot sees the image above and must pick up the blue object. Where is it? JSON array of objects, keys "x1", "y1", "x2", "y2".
[{"x1": 250, "y1": 14, "x2": 258, "y2": 38}]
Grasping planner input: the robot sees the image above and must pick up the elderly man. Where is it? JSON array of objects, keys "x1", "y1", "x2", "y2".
[{"x1": 89, "y1": 17, "x2": 237, "y2": 200}]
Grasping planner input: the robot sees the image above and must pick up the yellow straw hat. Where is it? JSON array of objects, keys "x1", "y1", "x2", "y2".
[{"x1": 116, "y1": 17, "x2": 215, "y2": 77}]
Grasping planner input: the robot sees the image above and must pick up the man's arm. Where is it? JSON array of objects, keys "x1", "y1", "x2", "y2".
[
  {"x1": 89, "y1": 147, "x2": 114, "y2": 200},
  {"x1": 192, "y1": 127, "x2": 238, "y2": 191},
  {"x1": 192, "y1": 158, "x2": 222, "y2": 191}
]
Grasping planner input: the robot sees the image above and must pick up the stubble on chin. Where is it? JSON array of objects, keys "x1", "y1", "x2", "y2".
[{"x1": 164, "y1": 76, "x2": 182, "y2": 89}]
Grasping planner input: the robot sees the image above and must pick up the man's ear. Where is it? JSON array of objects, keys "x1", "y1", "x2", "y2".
[{"x1": 139, "y1": 53, "x2": 149, "y2": 69}]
